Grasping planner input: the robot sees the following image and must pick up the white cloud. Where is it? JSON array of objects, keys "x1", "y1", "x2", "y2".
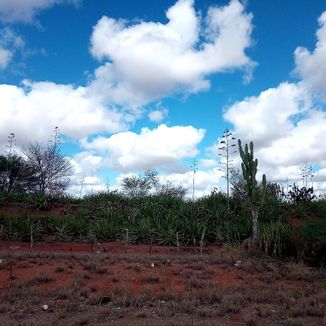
[
  {"x1": 89, "y1": 0, "x2": 255, "y2": 106},
  {"x1": 160, "y1": 168, "x2": 223, "y2": 198},
  {"x1": 0, "y1": 47, "x2": 11, "y2": 69},
  {"x1": 70, "y1": 151, "x2": 103, "y2": 176},
  {"x1": 224, "y1": 81, "x2": 326, "y2": 180},
  {"x1": 198, "y1": 158, "x2": 219, "y2": 169},
  {"x1": 0, "y1": 0, "x2": 255, "y2": 156},
  {"x1": 295, "y1": 11, "x2": 326, "y2": 100},
  {"x1": 116, "y1": 168, "x2": 223, "y2": 198},
  {"x1": 82, "y1": 124, "x2": 205, "y2": 173},
  {"x1": 224, "y1": 82, "x2": 311, "y2": 148},
  {"x1": 0, "y1": 81, "x2": 131, "y2": 147},
  {"x1": 68, "y1": 151, "x2": 106, "y2": 196},
  {"x1": 0, "y1": 0, "x2": 79, "y2": 23},
  {"x1": 0, "y1": 27, "x2": 24, "y2": 69},
  {"x1": 148, "y1": 108, "x2": 168, "y2": 123},
  {"x1": 223, "y1": 10, "x2": 326, "y2": 192}
]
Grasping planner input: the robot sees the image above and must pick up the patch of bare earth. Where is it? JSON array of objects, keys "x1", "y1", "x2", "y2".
[{"x1": 0, "y1": 242, "x2": 325, "y2": 326}]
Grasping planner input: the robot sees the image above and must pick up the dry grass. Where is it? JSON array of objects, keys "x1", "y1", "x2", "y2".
[{"x1": 0, "y1": 247, "x2": 325, "y2": 326}]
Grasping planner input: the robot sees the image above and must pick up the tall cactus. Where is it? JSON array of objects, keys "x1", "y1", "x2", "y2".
[
  {"x1": 238, "y1": 140, "x2": 266, "y2": 241},
  {"x1": 238, "y1": 140, "x2": 258, "y2": 201}
]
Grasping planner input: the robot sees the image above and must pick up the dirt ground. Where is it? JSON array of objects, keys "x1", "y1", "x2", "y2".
[{"x1": 0, "y1": 241, "x2": 325, "y2": 326}]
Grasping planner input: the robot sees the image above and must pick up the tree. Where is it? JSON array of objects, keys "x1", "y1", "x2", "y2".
[
  {"x1": 120, "y1": 169, "x2": 187, "y2": 199},
  {"x1": 156, "y1": 181, "x2": 187, "y2": 198},
  {"x1": 24, "y1": 128, "x2": 73, "y2": 196},
  {"x1": 121, "y1": 174, "x2": 152, "y2": 197},
  {"x1": 229, "y1": 167, "x2": 247, "y2": 201},
  {"x1": 0, "y1": 154, "x2": 33, "y2": 193}
]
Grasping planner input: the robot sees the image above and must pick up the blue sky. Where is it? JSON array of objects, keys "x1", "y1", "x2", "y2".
[{"x1": 0, "y1": 0, "x2": 326, "y2": 196}]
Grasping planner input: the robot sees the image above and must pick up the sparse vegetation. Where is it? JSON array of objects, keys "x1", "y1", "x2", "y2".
[
  {"x1": 0, "y1": 137, "x2": 325, "y2": 325},
  {"x1": 0, "y1": 249, "x2": 324, "y2": 326}
]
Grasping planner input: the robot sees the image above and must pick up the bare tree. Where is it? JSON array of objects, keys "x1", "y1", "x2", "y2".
[
  {"x1": 24, "y1": 128, "x2": 73, "y2": 196},
  {"x1": 156, "y1": 181, "x2": 187, "y2": 198},
  {"x1": 121, "y1": 169, "x2": 186, "y2": 198},
  {"x1": 121, "y1": 174, "x2": 152, "y2": 197}
]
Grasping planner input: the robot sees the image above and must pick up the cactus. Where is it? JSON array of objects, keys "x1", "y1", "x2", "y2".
[
  {"x1": 239, "y1": 140, "x2": 257, "y2": 199},
  {"x1": 238, "y1": 139, "x2": 267, "y2": 241}
]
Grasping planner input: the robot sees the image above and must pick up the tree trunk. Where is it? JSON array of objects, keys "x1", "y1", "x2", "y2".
[{"x1": 251, "y1": 209, "x2": 258, "y2": 241}]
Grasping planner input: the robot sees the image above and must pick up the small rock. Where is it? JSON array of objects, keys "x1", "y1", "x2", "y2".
[
  {"x1": 150, "y1": 263, "x2": 155, "y2": 268},
  {"x1": 42, "y1": 304, "x2": 49, "y2": 311},
  {"x1": 234, "y1": 260, "x2": 242, "y2": 267}
]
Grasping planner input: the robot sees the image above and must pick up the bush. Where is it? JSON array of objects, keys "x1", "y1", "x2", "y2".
[
  {"x1": 130, "y1": 217, "x2": 153, "y2": 243},
  {"x1": 2, "y1": 216, "x2": 41, "y2": 241},
  {"x1": 300, "y1": 218, "x2": 326, "y2": 263},
  {"x1": 309, "y1": 199, "x2": 326, "y2": 219},
  {"x1": 258, "y1": 221, "x2": 303, "y2": 258},
  {"x1": 213, "y1": 214, "x2": 251, "y2": 245},
  {"x1": 27, "y1": 192, "x2": 49, "y2": 210},
  {"x1": 91, "y1": 218, "x2": 121, "y2": 242}
]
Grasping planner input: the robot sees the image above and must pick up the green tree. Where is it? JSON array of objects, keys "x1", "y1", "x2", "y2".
[{"x1": 0, "y1": 154, "x2": 33, "y2": 193}]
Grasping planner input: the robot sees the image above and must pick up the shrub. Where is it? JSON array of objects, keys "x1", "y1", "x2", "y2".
[
  {"x1": 300, "y1": 218, "x2": 326, "y2": 263},
  {"x1": 91, "y1": 218, "x2": 120, "y2": 241},
  {"x1": 213, "y1": 214, "x2": 251, "y2": 245},
  {"x1": 27, "y1": 192, "x2": 49, "y2": 210},
  {"x1": 3, "y1": 216, "x2": 41, "y2": 241},
  {"x1": 130, "y1": 217, "x2": 153, "y2": 243},
  {"x1": 258, "y1": 221, "x2": 303, "y2": 257}
]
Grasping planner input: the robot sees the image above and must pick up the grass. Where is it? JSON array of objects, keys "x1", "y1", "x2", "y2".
[{"x1": 0, "y1": 247, "x2": 324, "y2": 326}]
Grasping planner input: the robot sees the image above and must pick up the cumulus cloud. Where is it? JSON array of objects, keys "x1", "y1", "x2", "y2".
[
  {"x1": 0, "y1": 0, "x2": 80, "y2": 23},
  {"x1": 148, "y1": 108, "x2": 168, "y2": 123},
  {"x1": 82, "y1": 124, "x2": 205, "y2": 173},
  {"x1": 224, "y1": 81, "x2": 326, "y2": 182},
  {"x1": 198, "y1": 158, "x2": 219, "y2": 169},
  {"x1": 89, "y1": 0, "x2": 255, "y2": 106},
  {"x1": 295, "y1": 11, "x2": 326, "y2": 100},
  {"x1": 0, "y1": 0, "x2": 256, "y2": 154},
  {"x1": 68, "y1": 151, "x2": 106, "y2": 196},
  {"x1": 159, "y1": 168, "x2": 223, "y2": 198},
  {"x1": 0, "y1": 81, "x2": 131, "y2": 147},
  {"x1": 224, "y1": 82, "x2": 311, "y2": 148},
  {"x1": 70, "y1": 151, "x2": 104, "y2": 177},
  {"x1": 223, "y1": 10, "x2": 326, "y2": 194},
  {"x1": 116, "y1": 168, "x2": 223, "y2": 198}
]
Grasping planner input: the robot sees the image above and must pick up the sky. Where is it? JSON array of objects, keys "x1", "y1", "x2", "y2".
[{"x1": 0, "y1": 0, "x2": 326, "y2": 197}]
